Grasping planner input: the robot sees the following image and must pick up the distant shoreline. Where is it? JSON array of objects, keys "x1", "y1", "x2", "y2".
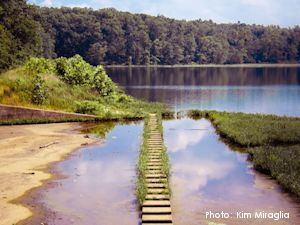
[{"x1": 105, "y1": 63, "x2": 300, "y2": 68}]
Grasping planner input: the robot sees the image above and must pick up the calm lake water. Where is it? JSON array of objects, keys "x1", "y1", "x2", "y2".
[
  {"x1": 106, "y1": 66, "x2": 300, "y2": 116},
  {"x1": 26, "y1": 66, "x2": 300, "y2": 225},
  {"x1": 163, "y1": 118, "x2": 300, "y2": 225},
  {"x1": 37, "y1": 122, "x2": 143, "y2": 225}
]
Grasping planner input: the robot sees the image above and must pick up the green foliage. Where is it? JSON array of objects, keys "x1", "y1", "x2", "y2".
[
  {"x1": 203, "y1": 111, "x2": 300, "y2": 147},
  {"x1": 0, "y1": 57, "x2": 169, "y2": 120},
  {"x1": 0, "y1": 0, "x2": 43, "y2": 70},
  {"x1": 2, "y1": 1, "x2": 300, "y2": 70},
  {"x1": 137, "y1": 115, "x2": 171, "y2": 204},
  {"x1": 92, "y1": 65, "x2": 116, "y2": 96},
  {"x1": 35, "y1": 7, "x2": 300, "y2": 65},
  {"x1": 0, "y1": 24, "x2": 14, "y2": 71},
  {"x1": 250, "y1": 145, "x2": 300, "y2": 198},
  {"x1": 54, "y1": 55, "x2": 117, "y2": 97},
  {"x1": 25, "y1": 57, "x2": 55, "y2": 75},
  {"x1": 187, "y1": 110, "x2": 300, "y2": 199},
  {"x1": 31, "y1": 74, "x2": 47, "y2": 105},
  {"x1": 55, "y1": 55, "x2": 93, "y2": 85},
  {"x1": 80, "y1": 122, "x2": 116, "y2": 138},
  {"x1": 75, "y1": 101, "x2": 102, "y2": 114}
]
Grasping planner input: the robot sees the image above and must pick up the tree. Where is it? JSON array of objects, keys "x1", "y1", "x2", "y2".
[
  {"x1": 85, "y1": 43, "x2": 107, "y2": 66},
  {"x1": 197, "y1": 36, "x2": 229, "y2": 64},
  {"x1": 0, "y1": 0, "x2": 42, "y2": 70}
]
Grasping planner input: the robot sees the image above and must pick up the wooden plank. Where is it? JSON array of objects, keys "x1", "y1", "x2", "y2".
[
  {"x1": 143, "y1": 200, "x2": 171, "y2": 207},
  {"x1": 145, "y1": 194, "x2": 170, "y2": 200},
  {"x1": 146, "y1": 183, "x2": 166, "y2": 188},
  {"x1": 142, "y1": 214, "x2": 172, "y2": 222},
  {"x1": 147, "y1": 188, "x2": 169, "y2": 194},
  {"x1": 142, "y1": 207, "x2": 172, "y2": 214},
  {"x1": 146, "y1": 178, "x2": 167, "y2": 183}
]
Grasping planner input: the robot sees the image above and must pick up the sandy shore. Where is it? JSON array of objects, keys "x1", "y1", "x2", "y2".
[{"x1": 0, "y1": 123, "x2": 97, "y2": 225}]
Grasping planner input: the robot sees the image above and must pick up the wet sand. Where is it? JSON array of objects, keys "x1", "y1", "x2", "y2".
[{"x1": 0, "y1": 123, "x2": 97, "y2": 225}]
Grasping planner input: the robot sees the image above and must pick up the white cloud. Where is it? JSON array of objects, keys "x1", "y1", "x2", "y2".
[
  {"x1": 41, "y1": 0, "x2": 54, "y2": 7},
  {"x1": 164, "y1": 118, "x2": 210, "y2": 152},
  {"x1": 171, "y1": 158, "x2": 235, "y2": 193}
]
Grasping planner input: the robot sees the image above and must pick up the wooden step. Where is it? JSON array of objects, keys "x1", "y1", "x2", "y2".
[
  {"x1": 147, "y1": 188, "x2": 169, "y2": 194},
  {"x1": 146, "y1": 183, "x2": 167, "y2": 188},
  {"x1": 142, "y1": 207, "x2": 172, "y2": 214},
  {"x1": 145, "y1": 174, "x2": 167, "y2": 179},
  {"x1": 142, "y1": 214, "x2": 172, "y2": 222},
  {"x1": 146, "y1": 178, "x2": 167, "y2": 183},
  {"x1": 143, "y1": 200, "x2": 171, "y2": 207},
  {"x1": 146, "y1": 194, "x2": 170, "y2": 200}
]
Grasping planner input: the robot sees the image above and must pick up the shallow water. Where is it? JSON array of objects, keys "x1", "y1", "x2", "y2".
[
  {"x1": 106, "y1": 66, "x2": 300, "y2": 116},
  {"x1": 38, "y1": 122, "x2": 143, "y2": 225},
  {"x1": 163, "y1": 118, "x2": 300, "y2": 225}
]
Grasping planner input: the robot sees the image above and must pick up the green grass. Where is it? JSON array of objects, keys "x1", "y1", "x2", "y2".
[
  {"x1": 0, "y1": 64, "x2": 168, "y2": 122},
  {"x1": 136, "y1": 114, "x2": 171, "y2": 205},
  {"x1": 137, "y1": 116, "x2": 151, "y2": 204},
  {"x1": 188, "y1": 109, "x2": 300, "y2": 199},
  {"x1": 0, "y1": 117, "x2": 96, "y2": 125},
  {"x1": 250, "y1": 145, "x2": 300, "y2": 198},
  {"x1": 188, "y1": 110, "x2": 300, "y2": 147}
]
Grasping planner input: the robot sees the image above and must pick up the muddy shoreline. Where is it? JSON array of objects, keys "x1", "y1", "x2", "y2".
[{"x1": 0, "y1": 123, "x2": 99, "y2": 225}]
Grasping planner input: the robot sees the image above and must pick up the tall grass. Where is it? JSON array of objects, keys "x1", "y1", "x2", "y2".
[
  {"x1": 188, "y1": 109, "x2": 300, "y2": 199},
  {"x1": 188, "y1": 110, "x2": 300, "y2": 147},
  {"x1": 136, "y1": 114, "x2": 171, "y2": 205},
  {"x1": 0, "y1": 65, "x2": 169, "y2": 122},
  {"x1": 137, "y1": 116, "x2": 150, "y2": 204}
]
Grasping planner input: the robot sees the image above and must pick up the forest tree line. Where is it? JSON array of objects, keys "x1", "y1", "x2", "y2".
[{"x1": 1, "y1": 0, "x2": 300, "y2": 71}]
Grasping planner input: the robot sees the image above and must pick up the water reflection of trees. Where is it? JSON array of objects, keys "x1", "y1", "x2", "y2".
[
  {"x1": 81, "y1": 121, "x2": 116, "y2": 138},
  {"x1": 107, "y1": 67, "x2": 300, "y2": 86}
]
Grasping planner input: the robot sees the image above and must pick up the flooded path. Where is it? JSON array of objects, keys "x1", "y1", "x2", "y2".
[
  {"x1": 163, "y1": 118, "x2": 300, "y2": 225},
  {"x1": 21, "y1": 118, "x2": 300, "y2": 225},
  {"x1": 35, "y1": 121, "x2": 143, "y2": 225}
]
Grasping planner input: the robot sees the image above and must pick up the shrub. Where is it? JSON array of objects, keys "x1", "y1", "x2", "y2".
[
  {"x1": 25, "y1": 57, "x2": 55, "y2": 75},
  {"x1": 31, "y1": 74, "x2": 47, "y2": 105},
  {"x1": 92, "y1": 65, "x2": 116, "y2": 96},
  {"x1": 55, "y1": 55, "x2": 93, "y2": 85},
  {"x1": 75, "y1": 101, "x2": 101, "y2": 114}
]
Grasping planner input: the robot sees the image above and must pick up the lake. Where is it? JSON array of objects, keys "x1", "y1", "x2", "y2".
[
  {"x1": 106, "y1": 66, "x2": 300, "y2": 116},
  {"x1": 22, "y1": 66, "x2": 300, "y2": 225}
]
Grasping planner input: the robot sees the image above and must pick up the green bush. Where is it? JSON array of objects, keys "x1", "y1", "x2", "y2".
[
  {"x1": 92, "y1": 65, "x2": 116, "y2": 96},
  {"x1": 55, "y1": 55, "x2": 93, "y2": 85},
  {"x1": 25, "y1": 57, "x2": 55, "y2": 75},
  {"x1": 31, "y1": 74, "x2": 47, "y2": 105},
  {"x1": 75, "y1": 101, "x2": 101, "y2": 114}
]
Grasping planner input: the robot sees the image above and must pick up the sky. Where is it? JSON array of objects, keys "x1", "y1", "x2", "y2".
[{"x1": 28, "y1": 0, "x2": 300, "y2": 27}]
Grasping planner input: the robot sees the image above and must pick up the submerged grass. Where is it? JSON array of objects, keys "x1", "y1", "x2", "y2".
[
  {"x1": 136, "y1": 114, "x2": 171, "y2": 205},
  {"x1": 137, "y1": 116, "x2": 150, "y2": 204},
  {"x1": 188, "y1": 110, "x2": 300, "y2": 147},
  {"x1": 250, "y1": 145, "x2": 300, "y2": 198},
  {"x1": 188, "y1": 109, "x2": 300, "y2": 199}
]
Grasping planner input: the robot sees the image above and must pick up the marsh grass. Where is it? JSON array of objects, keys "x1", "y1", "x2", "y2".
[
  {"x1": 188, "y1": 109, "x2": 300, "y2": 199},
  {"x1": 137, "y1": 114, "x2": 171, "y2": 205},
  {"x1": 250, "y1": 145, "x2": 300, "y2": 199},
  {"x1": 137, "y1": 116, "x2": 150, "y2": 204},
  {"x1": 188, "y1": 110, "x2": 300, "y2": 147}
]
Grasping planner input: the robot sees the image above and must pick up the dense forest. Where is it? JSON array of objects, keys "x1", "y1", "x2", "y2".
[{"x1": 1, "y1": 0, "x2": 300, "y2": 71}]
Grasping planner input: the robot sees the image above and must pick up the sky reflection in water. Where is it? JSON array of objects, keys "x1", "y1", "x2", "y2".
[
  {"x1": 40, "y1": 122, "x2": 143, "y2": 225},
  {"x1": 163, "y1": 118, "x2": 300, "y2": 225}
]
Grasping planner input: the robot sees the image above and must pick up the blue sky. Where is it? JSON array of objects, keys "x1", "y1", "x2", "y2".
[{"x1": 29, "y1": 0, "x2": 300, "y2": 27}]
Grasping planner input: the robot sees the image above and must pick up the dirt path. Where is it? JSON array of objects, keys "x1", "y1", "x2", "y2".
[{"x1": 0, "y1": 123, "x2": 97, "y2": 225}]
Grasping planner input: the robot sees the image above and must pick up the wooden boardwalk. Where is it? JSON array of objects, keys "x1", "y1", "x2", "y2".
[{"x1": 141, "y1": 114, "x2": 173, "y2": 225}]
